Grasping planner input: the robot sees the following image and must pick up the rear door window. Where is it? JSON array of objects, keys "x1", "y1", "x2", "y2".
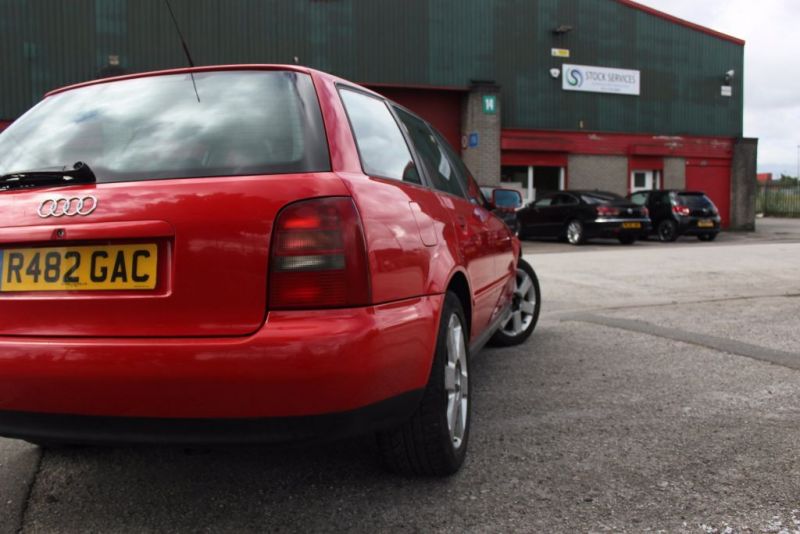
[
  {"x1": 554, "y1": 193, "x2": 578, "y2": 206},
  {"x1": 393, "y1": 107, "x2": 465, "y2": 198},
  {"x1": 0, "y1": 70, "x2": 330, "y2": 182},
  {"x1": 677, "y1": 193, "x2": 714, "y2": 209},
  {"x1": 581, "y1": 192, "x2": 619, "y2": 205},
  {"x1": 339, "y1": 89, "x2": 421, "y2": 184}
]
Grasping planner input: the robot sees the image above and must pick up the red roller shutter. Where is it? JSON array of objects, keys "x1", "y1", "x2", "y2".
[{"x1": 685, "y1": 160, "x2": 731, "y2": 228}]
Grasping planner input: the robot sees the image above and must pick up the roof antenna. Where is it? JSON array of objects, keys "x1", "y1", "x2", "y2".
[{"x1": 163, "y1": 0, "x2": 200, "y2": 102}]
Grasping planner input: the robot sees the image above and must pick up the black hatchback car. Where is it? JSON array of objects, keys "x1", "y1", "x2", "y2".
[
  {"x1": 517, "y1": 190, "x2": 651, "y2": 245},
  {"x1": 627, "y1": 190, "x2": 721, "y2": 242}
]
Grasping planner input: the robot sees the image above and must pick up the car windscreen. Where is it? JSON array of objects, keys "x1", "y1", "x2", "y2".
[
  {"x1": 581, "y1": 192, "x2": 621, "y2": 205},
  {"x1": 677, "y1": 193, "x2": 714, "y2": 208},
  {"x1": 0, "y1": 70, "x2": 330, "y2": 183}
]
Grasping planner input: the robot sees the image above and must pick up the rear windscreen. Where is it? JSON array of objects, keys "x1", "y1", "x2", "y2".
[
  {"x1": 677, "y1": 194, "x2": 714, "y2": 208},
  {"x1": 581, "y1": 192, "x2": 621, "y2": 204},
  {"x1": 0, "y1": 70, "x2": 330, "y2": 182}
]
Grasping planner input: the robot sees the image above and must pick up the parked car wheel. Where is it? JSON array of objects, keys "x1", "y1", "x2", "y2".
[
  {"x1": 698, "y1": 233, "x2": 717, "y2": 242},
  {"x1": 619, "y1": 235, "x2": 636, "y2": 245},
  {"x1": 377, "y1": 291, "x2": 470, "y2": 476},
  {"x1": 566, "y1": 220, "x2": 585, "y2": 245},
  {"x1": 490, "y1": 259, "x2": 540, "y2": 347},
  {"x1": 658, "y1": 220, "x2": 678, "y2": 242}
]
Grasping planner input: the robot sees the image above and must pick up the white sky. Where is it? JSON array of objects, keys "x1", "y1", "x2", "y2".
[{"x1": 634, "y1": 0, "x2": 800, "y2": 177}]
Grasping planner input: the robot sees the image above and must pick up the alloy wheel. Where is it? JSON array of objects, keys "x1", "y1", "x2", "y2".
[
  {"x1": 444, "y1": 313, "x2": 469, "y2": 449},
  {"x1": 500, "y1": 267, "x2": 537, "y2": 337},
  {"x1": 567, "y1": 221, "x2": 582, "y2": 244},
  {"x1": 659, "y1": 221, "x2": 676, "y2": 242}
]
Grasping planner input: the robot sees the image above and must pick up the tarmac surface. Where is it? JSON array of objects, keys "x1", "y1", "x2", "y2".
[{"x1": 1, "y1": 218, "x2": 800, "y2": 533}]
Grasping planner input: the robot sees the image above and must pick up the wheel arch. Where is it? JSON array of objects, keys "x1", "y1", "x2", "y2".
[{"x1": 445, "y1": 270, "x2": 472, "y2": 339}]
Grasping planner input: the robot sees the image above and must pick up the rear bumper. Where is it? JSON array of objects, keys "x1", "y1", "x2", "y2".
[
  {"x1": 678, "y1": 217, "x2": 721, "y2": 235},
  {"x1": 0, "y1": 390, "x2": 423, "y2": 445},
  {"x1": 584, "y1": 218, "x2": 652, "y2": 238},
  {"x1": 0, "y1": 295, "x2": 442, "y2": 440}
]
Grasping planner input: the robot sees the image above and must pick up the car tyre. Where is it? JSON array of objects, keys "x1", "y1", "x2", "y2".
[
  {"x1": 658, "y1": 220, "x2": 678, "y2": 242},
  {"x1": 618, "y1": 235, "x2": 636, "y2": 245},
  {"x1": 376, "y1": 291, "x2": 470, "y2": 476},
  {"x1": 565, "y1": 220, "x2": 585, "y2": 245},
  {"x1": 489, "y1": 258, "x2": 540, "y2": 347},
  {"x1": 698, "y1": 233, "x2": 717, "y2": 242}
]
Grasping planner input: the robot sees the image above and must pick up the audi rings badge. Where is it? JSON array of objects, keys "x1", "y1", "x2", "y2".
[{"x1": 37, "y1": 196, "x2": 98, "y2": 218}]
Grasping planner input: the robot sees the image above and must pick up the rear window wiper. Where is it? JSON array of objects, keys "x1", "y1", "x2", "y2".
[{"x1": 0, "y1": 161, "x2": 96, "y2": 191}]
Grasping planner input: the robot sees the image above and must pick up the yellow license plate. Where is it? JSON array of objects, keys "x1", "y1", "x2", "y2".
[
  {"x1": 622, "y1": 222, "x2": 642, "y2": 229},
  {"x1": 697, "y1": 220, "x2": 714, "y2": 228},
  {"x1": 0, "y1": 244, "x2": 158, "y2": 292}
]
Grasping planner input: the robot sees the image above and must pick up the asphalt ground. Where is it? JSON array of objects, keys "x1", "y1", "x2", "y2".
[{"x1": 2, "y1": 218, "x2": 800, "y2": 533}]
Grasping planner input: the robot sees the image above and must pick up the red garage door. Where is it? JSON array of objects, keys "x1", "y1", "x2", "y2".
[
  {"x1": 366, "y1": 86, "x2": 463, "y2": 151},
  {"x1": 685, "y1": 161, "x2": 731, "y2": 228}
]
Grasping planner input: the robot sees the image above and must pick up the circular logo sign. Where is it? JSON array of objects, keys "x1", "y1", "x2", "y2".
[{"x1": 37, "y1": 196, "x2": 98, "y2": 218}]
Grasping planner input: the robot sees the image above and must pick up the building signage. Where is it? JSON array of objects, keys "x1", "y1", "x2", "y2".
[
  {"x1": 482, "y1": 94, "x2": 497, "y2": 114},
  {"x1": 562, "y1": 64, "x2": 640, "y2": 96},
  {"x1": 551, "y1": 48, "x2": 570, "y2": 58},
  {"x1": 468, "y1": 132, "x2": 479, "y2": 148},
  {"x1": 721, "y1": 85, "x2": 732, "y2": 97}
]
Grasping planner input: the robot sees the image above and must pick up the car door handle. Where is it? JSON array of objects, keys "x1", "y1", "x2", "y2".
[{"x1": 456, "y1": 215, "x2": 468, "y2": 229}]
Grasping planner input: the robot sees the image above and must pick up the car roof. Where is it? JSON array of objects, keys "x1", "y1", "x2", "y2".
[
  {"x1": 563, "y1": 190, "x2": 619, "y2": 197},
  {"x1": 45, "y1": 64, "x2": 384, "y2": 99},
  {"x1": 629, "y1": 189, "x2": 707, "y2": 195}
]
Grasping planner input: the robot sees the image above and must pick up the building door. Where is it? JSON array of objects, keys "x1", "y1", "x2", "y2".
[{"x1": 630, "y1": 170, "x2": 660, "y2": 192}]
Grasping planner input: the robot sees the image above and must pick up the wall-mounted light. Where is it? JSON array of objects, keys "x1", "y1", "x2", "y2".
[
  {"x1": 553, "y1": 24, "x2": 573, "y2": 34},
  {"x1": 724, "y1": 69, "x2": 735, "y2": 84},
  {"x1": 550, "y1": 68, "x2": 561, "y2": 79}
]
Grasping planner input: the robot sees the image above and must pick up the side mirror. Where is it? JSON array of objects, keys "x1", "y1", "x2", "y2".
[{"x1": 492, "y1": 188, "x2": 523, "y2": 210}]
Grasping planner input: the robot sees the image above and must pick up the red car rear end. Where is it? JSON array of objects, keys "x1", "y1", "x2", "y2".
[{"x1": 0, "y1": 66, "x2": 537, "y2": 475}]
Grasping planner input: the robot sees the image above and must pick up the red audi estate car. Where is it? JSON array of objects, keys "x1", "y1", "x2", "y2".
[{"x1": 0, "y1": 65, "x2": 540, "y2": 476}]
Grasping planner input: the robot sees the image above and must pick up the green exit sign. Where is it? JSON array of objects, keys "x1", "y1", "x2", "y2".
[{"x1": 482, "y1": 94, "x2": 497, "y2": 114}]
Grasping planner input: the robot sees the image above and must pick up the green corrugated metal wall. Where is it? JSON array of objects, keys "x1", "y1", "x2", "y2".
[{"x1": 0, "y1": 0, "x2": 744, "y2": 136}]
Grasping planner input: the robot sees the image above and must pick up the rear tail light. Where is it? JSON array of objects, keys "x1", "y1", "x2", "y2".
[
  {"x1": 269, "y1": 197, "x2": 370, "y2": 309},
  {"x1": 596, "y1": 205, "x2": 620, "y2": 217},
  {"x1": 672, "y1": 205, "x2": 691, "y2": 216},
  {"x1": 642, "y1": 206, "x2": 650, "y2": 217}
]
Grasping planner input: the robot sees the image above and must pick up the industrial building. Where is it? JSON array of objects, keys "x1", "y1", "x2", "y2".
[{"x1": 0, "y1": 0, "x2": 756, "y2": 228}]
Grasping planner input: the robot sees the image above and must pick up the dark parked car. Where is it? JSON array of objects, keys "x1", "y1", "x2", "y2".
[
  {"x1": 628, "y1": 190, "x2": 721, "y2": 242},
  {"x1": 517, "y1": 190, "x2": 651, "y2": 245},
  {"x1": 480, "y1": 186, "x2": 523, "y2": 234}
]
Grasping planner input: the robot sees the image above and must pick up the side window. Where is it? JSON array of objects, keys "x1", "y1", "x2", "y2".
[
  {"x1": 393, "y1": 107, "x2": 465, "y2": 198},
  {"x1": 653, "y1": 192, "x2": 669, "y2": 205},
  {"x1": 553, "y1": 194, "x2": 577, "y2": 206},
  {"x1": 431, "y1": 129, "x2": 484, "y2": 204},
  {"x1": 630, "y1": 192, "x2": 648, "y2": 206},
  {"x1": 339, "y1": 88, "x2": 421, "y2": 184}
]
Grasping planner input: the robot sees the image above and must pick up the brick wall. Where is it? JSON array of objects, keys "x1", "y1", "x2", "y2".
[
  {"x1": 461, "y1": 85, "x2": 501, "y2": 186},
  {"x1": 663, "y1": 157, "x2": 686, "y2": 189},
  {"x1": 567, "y1": 155, "x2": 628, "y2": 195}
]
